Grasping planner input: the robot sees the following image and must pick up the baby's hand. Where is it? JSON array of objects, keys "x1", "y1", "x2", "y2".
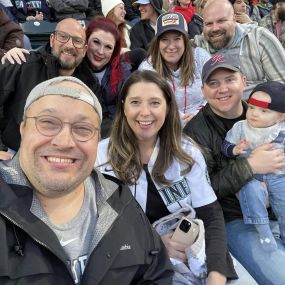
[{"x1": 233, "y1": 139, "x2": 248, "y2": 156}]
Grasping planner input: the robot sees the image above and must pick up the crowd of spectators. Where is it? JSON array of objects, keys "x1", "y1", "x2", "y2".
[{"x1": 1, "y1": 0, "x2": 285, "y2": 284}]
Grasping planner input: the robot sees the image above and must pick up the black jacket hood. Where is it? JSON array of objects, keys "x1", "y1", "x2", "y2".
[{"x1": 150, "y1": 0, "x2": 164, "y2": 15}]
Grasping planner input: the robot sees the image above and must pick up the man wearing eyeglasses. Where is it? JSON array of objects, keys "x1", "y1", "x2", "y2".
[
  {"x1": 0, "y1": 76, "x2": 173, "y2": 284},
  {"x1": 0, "y1": 17, "x2": 100, "y2": 159}
]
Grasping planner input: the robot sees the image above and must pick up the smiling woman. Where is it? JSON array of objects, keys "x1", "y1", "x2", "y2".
[
  {"x1": 85, "y1": 17, "x2": 133, "y2": 138},
  {"x1": 96, "y1": 70, "x2": 238, "y2": 285},
  {"x1": 101, "y1": 0, "x2": 131, "y2": 52},
  {"x1": 139, "y1": 11, "x2": 210, "y2": 126}
]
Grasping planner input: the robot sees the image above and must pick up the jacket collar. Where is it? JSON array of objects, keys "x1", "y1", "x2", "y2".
[
  {"x1": 203, "y1": 101, "x2": 248, "y2": 135},
  {"x1": 0, "y1": 153, "x2": 129, "y2": 261}
]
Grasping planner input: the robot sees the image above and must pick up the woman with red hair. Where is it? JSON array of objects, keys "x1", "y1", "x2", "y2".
[
  {"x1": 85, "y1": 17, "x2": 146, "y2": 137},
  {"x1": 85, "y1": 17, "x2": 132, "y2": 137}
]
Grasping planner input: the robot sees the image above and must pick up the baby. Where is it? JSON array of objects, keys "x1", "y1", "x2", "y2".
[{"x1": 222, "y1": 81, "x2": 285, "y2": 252}]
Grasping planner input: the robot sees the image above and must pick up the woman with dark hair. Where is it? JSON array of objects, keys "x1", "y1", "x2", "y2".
[
  {"x1": 139, "y1": 11, "x2": 210, "y2": 126},
  {"x1": 96, "y1": 70, "x2": 239, "y2": 285}
]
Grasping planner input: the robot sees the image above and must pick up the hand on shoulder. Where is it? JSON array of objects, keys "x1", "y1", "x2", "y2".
[
  {"x1": 1, "y1": 48, "x2": 30, "y2": 65},
  {"x1": 0, "y1": 151, "x2": 13, "y2": 161}
]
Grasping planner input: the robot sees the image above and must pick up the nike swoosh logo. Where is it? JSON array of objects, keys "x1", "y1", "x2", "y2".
[
  {"x1": 60, "y1": 238, "x2": 78, "y2": 247},
  {"x1": 104, "y1": 167, "x2": 113, "y2": 172}
]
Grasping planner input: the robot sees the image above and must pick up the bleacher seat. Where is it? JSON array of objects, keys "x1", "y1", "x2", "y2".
[
  {"x1": 20, "y1": 20, "x2": 89, "y2": 49},
  {"x1": 20, "y1": 20, "x2": 57, "y2": 49}
]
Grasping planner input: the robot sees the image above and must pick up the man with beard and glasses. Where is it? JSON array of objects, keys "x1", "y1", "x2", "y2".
[
  {"x1": 259, "y1": 0, "x2": 285, "y2": 49},
  {"x1": 0, "y1": 17, "x2": 100, "y2": 159},
  {"x1": 193, "y1": 0, "x2": 285, "y2": 99}
]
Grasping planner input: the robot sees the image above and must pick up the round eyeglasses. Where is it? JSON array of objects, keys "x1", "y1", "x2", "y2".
[
  {"x1": 25, "y1": 115, "x2": 100, "y2": 142},
  {"x1": 54, "y1": 30, "x2": 86, "y2": 49}
]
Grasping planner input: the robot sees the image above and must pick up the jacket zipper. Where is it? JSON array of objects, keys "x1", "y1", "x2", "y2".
[{"x1": 0, "y1": 210, "x2": 75, "y2": 284}]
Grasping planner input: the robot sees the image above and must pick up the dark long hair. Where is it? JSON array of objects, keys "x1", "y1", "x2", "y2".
[
  {"x1": 107, "y1": 70, "x2": 194, "y2": 185},
  {"x1": 86, "y1": 17, "x2": 124, "y2": 93}
]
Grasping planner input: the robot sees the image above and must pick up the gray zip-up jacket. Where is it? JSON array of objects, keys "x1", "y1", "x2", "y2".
[
  {"x1": 194, "y1": 23, "x2": 285, "y2": 99},
  {"x1": 0, "y1": 155, "x2": 173, "y2": 284}
]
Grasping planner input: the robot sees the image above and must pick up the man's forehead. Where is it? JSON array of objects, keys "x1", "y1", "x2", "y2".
[
  {"x1": 24, "y1": 77, "x2": 102, "y2": 121},
  {"x1": 56, "y1": 19, "x2": 86, "y2": 37}
]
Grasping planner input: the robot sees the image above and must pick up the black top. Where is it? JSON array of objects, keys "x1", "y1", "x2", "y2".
[
  {"x1": 143, "y1": 164, "x2": 170, "y2": 224},
  {"x1": 130, "y1": 20, "x2": 155, "y2": 51},
  {"x1": 215, "y1": 109, "x2": 246, "y2": 132}
]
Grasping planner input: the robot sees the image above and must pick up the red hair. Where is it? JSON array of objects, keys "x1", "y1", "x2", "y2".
[{"x1": 86, "y1": 17, "x2": 125, "y2": 93}]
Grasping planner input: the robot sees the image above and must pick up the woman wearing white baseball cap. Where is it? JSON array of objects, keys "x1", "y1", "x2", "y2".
[{"x1": 101, "y1": 0, "x2": 131, "y2": 52}]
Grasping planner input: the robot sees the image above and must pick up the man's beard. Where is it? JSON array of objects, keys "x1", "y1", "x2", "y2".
[
  {"x1": 58, "y1": 57, "x2": 81, "y2": 70},
  {"x1": 52, "y1": 48, "x2": 82, "y2": 70},
  {"x1": 206, "y1": 30, "x2": 231, "y2": 50},
  {"x1": 278, "y1": 8, "x2": 285, "y2": 21}
]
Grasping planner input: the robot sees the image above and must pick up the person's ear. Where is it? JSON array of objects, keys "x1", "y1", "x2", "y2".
[
  {"x1": 20, "y1": 121, "x2": 26, "y2": 138},
  {"x1": 241, "y1": 74, "x2": 247, "y2": 87},
  {"x1": 50, "y1": 33, "x2": 55, "y2": 48},
  {"x1": 201, "y1": 84, "x2": 206, "y2": 98},
  {"x1": 83, "y1": 44, "x2": 88, "y2": 56}
]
